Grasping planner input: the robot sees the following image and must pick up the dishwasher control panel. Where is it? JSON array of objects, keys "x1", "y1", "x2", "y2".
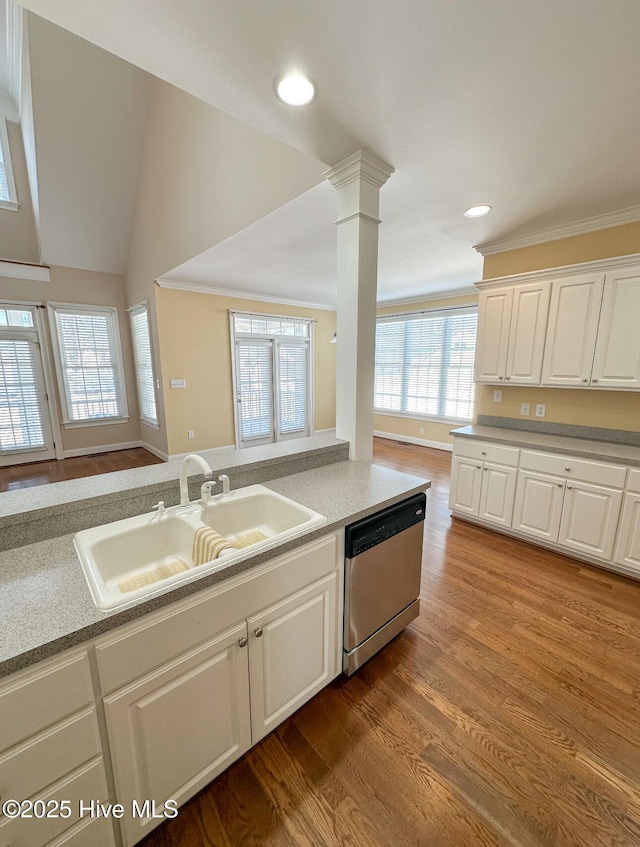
[{"x1": 345, "y1": 492, "x2": 426, "y2": 558}]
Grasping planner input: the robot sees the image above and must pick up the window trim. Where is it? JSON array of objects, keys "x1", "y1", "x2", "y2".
[
  {"x1": 128, "y1": 301, "x2": 159, "y2": 429},
  {"x1": 47, "y1": 302, "x2": 129, "y2": 427},
  {"x1": 374, "y1": 305, "x2": 477, "y2": 424},
  {"x1": 0, "y1": 117, "x2": 18, "y2": 211}
]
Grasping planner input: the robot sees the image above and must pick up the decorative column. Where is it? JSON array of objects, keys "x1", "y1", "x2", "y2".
[{"x1": 325, "y1": 150, "x2": 394, "y2": 461}]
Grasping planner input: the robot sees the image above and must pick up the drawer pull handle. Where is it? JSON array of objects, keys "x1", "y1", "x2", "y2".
[
  {"x1": 237, "y1": 637, "x2": 247, "y2": 648},
  {"x1": 254, "y1": 627, "x2": 263, "y2": 638}
]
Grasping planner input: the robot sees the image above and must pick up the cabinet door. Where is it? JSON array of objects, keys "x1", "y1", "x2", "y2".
[
  {"x1": 479, "y1": 463, "x2": 517, "y2": 527},
  {"x1": 505, "y1": 281, "x2": 551, "y2": 384},
  {"x1": 591, "y1": 266, "x2": 640, "y2": 389},
  {"x1": 104, "y1": 622, "x2": 251, "y2": 847},
  {"x1": 558, "y1": 481, "x2": 623, "y2": 561},
  {"x1": 475, "y1": 286, "x2": 513, "y2": 383},
  {"x1": 613, "y1": 492, "x2": 640, "y2": 572},
  {"x1": 512, "y1": 470, "x2": 565, "y2": 542},
  {"x1": 449, "y1": 456, "x2": 482, "y2": 515},
  {"x1": 248, "y1": 573, "x2": 337, "y2": 743},
  {"x1": 541, "y1": 274, "x2": 604, "y2": 386}
]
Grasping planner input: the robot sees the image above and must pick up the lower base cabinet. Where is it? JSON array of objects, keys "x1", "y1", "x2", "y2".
[
  {"x1": 99, "y1": 533, "x2": 341, "y2": 847},
  {"x1": 614, "y1": 490, "x2": 640, "y2": 571}
]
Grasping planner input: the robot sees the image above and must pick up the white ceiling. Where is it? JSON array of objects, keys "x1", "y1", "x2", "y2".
[{"x1": 14, "y1": 0, "x2": 640, "y2": 303}]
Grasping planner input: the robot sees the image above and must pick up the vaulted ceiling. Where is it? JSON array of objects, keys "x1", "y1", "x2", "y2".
[{"x1": 11, "y1": 0, "x2": 640, "y2": 303}]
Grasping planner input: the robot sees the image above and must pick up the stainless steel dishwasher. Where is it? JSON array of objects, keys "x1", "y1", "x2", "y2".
[{"x1": 343, "y1": 492, "x2": 426, "y2": 675}]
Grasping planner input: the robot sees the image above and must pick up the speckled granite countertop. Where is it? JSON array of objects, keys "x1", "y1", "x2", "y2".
[
  {"x1": 452, "y1": 425, "x2": 640, "y2": 467},
  {"x1": 0, "y1": 460, "x2": 430, "y2": 678}
]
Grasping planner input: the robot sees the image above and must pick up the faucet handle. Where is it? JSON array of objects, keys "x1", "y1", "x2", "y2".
[
  {"x1": 218, "y1": 474, "x2": 230, "y2": 495},
  {"x1": 152, "y1": 501, "x2": 165, "y2": 514},
  {"x1": 200, "y1": 481, "x2": 217, "y2": 502}
]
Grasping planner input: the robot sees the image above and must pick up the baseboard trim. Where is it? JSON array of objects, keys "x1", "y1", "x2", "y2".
[
  {"x1": 62, "y1": 440, "x2": 144, "y2": 459},
  {"x1": 139, "y1": 441, "x2": 170, "y2": 462},
  {"x1": 373, "y1": 430, "x2": 453, "y2": 452}
]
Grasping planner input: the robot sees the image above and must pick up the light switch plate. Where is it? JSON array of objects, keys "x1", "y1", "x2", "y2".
[
  {"x1": 520, "y1": 402, "x2": 530, "y2": 416},
  {"x1": 493, "y1": 390, "x2": 502, "y2": 402}
]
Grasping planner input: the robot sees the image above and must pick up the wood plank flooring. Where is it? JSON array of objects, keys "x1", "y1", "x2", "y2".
[
  {"x1": 0, "y1": 448, "x2": 162, "y2": 492},
  {"x1": 136, "y1": 438, "x2": 640, "y2": 846}
]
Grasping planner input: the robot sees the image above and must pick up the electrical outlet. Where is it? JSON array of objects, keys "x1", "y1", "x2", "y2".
[
  {"x1": 188, "y1": 430, "x2": 195, "y2": 439},
  {"x1": 535, "y1": 404, "x2": 546, "y2": 418},
  {"x1": 170, "y1": 379, "x2": 186, "y2": 389},
  {"x1": 520, "y1": 402, "x2": 530, "y2": 416},
  {"x1": 493, "y1": 390, "x2": 502, "y2": 402},
  {"x1": 419, "y1": 427, "x2": 425, "y2": 435}
]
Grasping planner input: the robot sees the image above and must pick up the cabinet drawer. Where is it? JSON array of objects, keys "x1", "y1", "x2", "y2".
[
  {"x1": 96, "y1": 533, "x2": 339, "y2": 694},
  {"x1": 49, "y1": 816, "x2": 116, "y2": 847},
  {"x1": 0, "y1": 708, "x2": 101, "y2": 804},
  {"x1": 453, "y1": 440, "x2": 519, "y2": 466},
  {"x1": 0, "y1": 652, "x2": 94, "y2": 753},
  {"x1": 519, "y1": 451, "x2": 627, "y2": 487},
  {"x1": 0, "y1": 758, "x2": 109, "y2": 847},
  {"x1": 628, "y1": 468, "x2": 640, "y2": 493}
]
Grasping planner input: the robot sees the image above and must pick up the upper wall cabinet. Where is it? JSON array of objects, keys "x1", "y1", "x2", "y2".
[
  {"x1": 475, "y1": 256, "x2": 640, "y2": 391},
  {"x1": 475, "y1": 281, "x2": 551, "y2": 385}
]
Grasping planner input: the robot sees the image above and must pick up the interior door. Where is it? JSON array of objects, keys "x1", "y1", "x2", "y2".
[
  {"x1": 0, "y1": 305, "x2": 55, "y2": 467},
  {"x1": 274, "y1": 338, "x2": 310, "y2": 441},
  {"x1": 235, "y1": 338, "x2": 274, "y2": 447}
]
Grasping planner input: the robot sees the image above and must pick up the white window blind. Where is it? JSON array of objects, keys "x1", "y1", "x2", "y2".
[
  {"x1": 50, "y1": 305, "x2": 127, "y2": 424},
  {"x1": 374, "y1": 307, "x2": 478, "y2": 421},
  {"x1": 0, "y1": 338, "x2": 46, "y2": 450},
  {"x1": 277, "y1": 342, "x2": 308, "y2": 434},
  {"x1": 129, "y1": 303, "x2": 157, "y2": 426},
  {"x1": 0, "y1": 119, "x2": 17, "y2": 206},
  {"x1": 236, "y1": 340, "x2": 274, "y2": 441}
]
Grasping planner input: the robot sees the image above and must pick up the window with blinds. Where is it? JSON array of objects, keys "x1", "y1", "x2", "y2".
[
  {"x1": 0, "y1": 119, "x2": 17, "y2": 206},
  {"x1": 0, "y1": 338, "x2": 46, "y2": 451},
  {"x1": 129, "y1": 303, "x2": 158, "y2": 426},
  {"x1": 232, "y1": 312, "x2": 312, "y2": 447},
  {"x1": 374, "y1": 307, "x2": 478, "y2": 421},
  {"x1": 49, "y1": 304, "x2": 128, "y2": 424}
]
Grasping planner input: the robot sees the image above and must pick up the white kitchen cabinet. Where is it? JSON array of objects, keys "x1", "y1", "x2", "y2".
[
  {"x1": 512, "y1": 470, "x2": 565, "y2": 542},
  {"x1": 449, "y1": 440, "x2": 519, "y2": 527},
  {"x1": 541, "y1": 273, "x2": 605, "y2": 386},
  {"x1": 248, "y1": 573, "x2": 338, "y2": 742},
  {"x1": 104, "y1": 622, "x2": 252, "y2": 847},
  {"x1": 0, "y1": 650, "x2": 114, "y2": 847},
  {"x1": 558, "y1": 480, "x2": 623, "y2": 560},
  {"x1": 475, "y1": 281, "x2": 550, "y2": 385},
  {"x1": 613, "y1": 469, "x2": 640, "y2": 573},
  {"x1": 590, "y1": 265, "x2": 640, "y2": 389}
]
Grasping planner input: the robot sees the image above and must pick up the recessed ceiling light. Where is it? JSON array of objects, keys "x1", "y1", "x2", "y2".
[
  {"x1": 274, "y1": 74, "x2": 316, "y2": 106},
  {"x1": 464, "y1": 204, "x2": 492, "y2": 218}
]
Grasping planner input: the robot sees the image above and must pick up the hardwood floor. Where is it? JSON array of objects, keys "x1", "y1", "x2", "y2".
[
  {"x1": 0, "y1": 448, "x2": 162, "y2": 492},
  {"x1": 134, "y1": 437, "x2": 640, "y2": 846}
]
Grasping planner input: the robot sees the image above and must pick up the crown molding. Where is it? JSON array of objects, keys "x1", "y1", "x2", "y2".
[
  {"x1": 155, "y1": 279, "x2": 336, "y2": 311},
  {"x1": 474, "y1": 205, "x2": 640, "y2": 257},
  {"x1": 324, "y1": 149, "x2": 395, "y2": 191},
  {"x1": 377, "y1": 285, "x2": 477, "y2": 309},
  {"x1": 475, "y1": 251, "x2": 640, "y2": 288},
  {"x1": 0, "y1": 259, "x2": 50, "y2": 282}
]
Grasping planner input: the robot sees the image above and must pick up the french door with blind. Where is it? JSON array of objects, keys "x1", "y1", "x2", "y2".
[
  {"x1": 232, "y1": 313, "x2": 312, "y2": 448},
  {"x1": 0, "y1": 304, "x2": 56, "y2": 466}
]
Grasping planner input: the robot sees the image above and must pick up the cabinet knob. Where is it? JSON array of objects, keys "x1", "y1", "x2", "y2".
[
  {"x1": 582, "y1": 378, "x2": 588, "y2": 383},
  {"x1": 254, "y1": 627, "x2": 263, "y2": 638},
  {"x1": 592, "y1": 378, "x2": 598, "y2": 383},
  {"x1": 557, "y1": 483, "x2": 563, "y2": 487},
  {"x1": 564, "y1": 466, "x2": 570, "y2": 472},
  {"x1": 498, "y1": 376, "x2": 504, "y2": 380},
  {"x1": 505, "y1": 376, "x2": 511, "y2": 380},
  {"x1": 237, "y1": 637, "x2": 247, "y2": 648},
  {"x1": 476, "y1": 464, "x2": 482, "y2": 469},
  {"x1": 566, "y1": 485, "x2": 572, "y2": 490},
  {"x1": 481, "y1": 451, "x2": 487, "y2": 455}
]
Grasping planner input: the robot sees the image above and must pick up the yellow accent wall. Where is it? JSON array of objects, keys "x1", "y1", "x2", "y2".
[
  {"x1": 373, "y1": 292, "x2": 478, "y2": 448},
  {"x1": 477, "y1": 222, "x2": 640, "y2": 432},
  {"x1": 155, "y1": 287, "x2": 336, "y2": 455}
]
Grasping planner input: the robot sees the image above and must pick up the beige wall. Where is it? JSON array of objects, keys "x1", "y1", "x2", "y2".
[
  {"x1": 373, "y1": 292, "x2": 478, "y2": 449},
  {"x1": 1, "y1": 265, "x2": 141, "y2": 454},
  {"x1": 477, "y1": 222, "x2": 640, "y2": 431},
  {"x1": 124, "y1": 78, "x2": 328, "y2": 457},
  {"x1": 0, "y1": 121, "x2": 40, "y2": 263},
  {"x1": 155, "y1": 286, "x2": 336, "y2": 455}
]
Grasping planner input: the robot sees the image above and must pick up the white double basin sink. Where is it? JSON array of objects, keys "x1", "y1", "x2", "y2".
[{"x1": 74, "y1": 485, "x2": 326, "y2": 611}]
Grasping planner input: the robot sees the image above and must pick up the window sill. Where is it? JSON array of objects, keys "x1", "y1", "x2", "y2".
[
  {"x1": 0, "y1": 199, "x2": 19, "y2": 212},
  {"x1": 373, "y1": 408, "x2": 472, "y2": 426},
  {"x1": 140, "y1": 417, "x2": 160, "y2": 431},
  {"x1": 63, "y1": 417, "x2": 130, "y2": 429}
]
